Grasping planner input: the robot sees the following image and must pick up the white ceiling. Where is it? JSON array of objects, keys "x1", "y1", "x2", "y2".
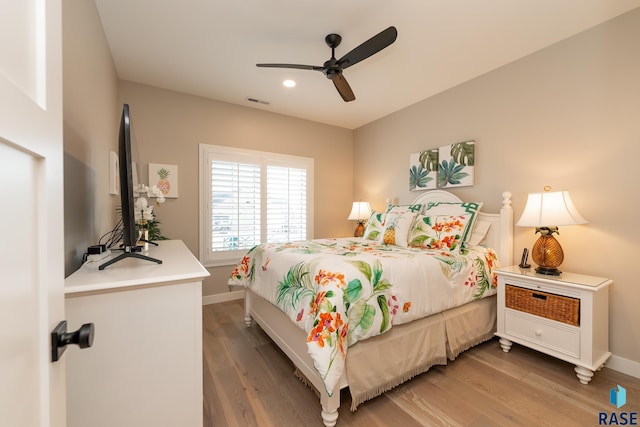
[{"x1": 94, "y1": 1, "x2": 640, "y2": 130}]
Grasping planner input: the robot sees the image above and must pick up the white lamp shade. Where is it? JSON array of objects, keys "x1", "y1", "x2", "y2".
[
  {"x1": 348, "y1": 202, "x2": 372, "y2": 221},
  {"x1": 516, "y1": 191, "x2": 588, "y2": 227}
]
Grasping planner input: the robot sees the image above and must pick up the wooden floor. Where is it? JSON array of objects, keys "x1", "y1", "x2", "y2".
[{"x1": 203, "y1": 300, "x2": 640, "y2": 427}]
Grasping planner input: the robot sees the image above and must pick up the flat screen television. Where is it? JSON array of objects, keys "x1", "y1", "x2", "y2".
[{"x1": 100, "y1": 104, "x2": 162, "y2": 270}]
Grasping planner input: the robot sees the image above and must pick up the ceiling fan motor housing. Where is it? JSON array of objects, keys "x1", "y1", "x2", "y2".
[{"x1": 323, "y1": 58, "x2": 341, "y2": 78}]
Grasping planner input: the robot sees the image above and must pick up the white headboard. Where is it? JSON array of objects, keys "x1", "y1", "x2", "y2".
[{"x1": 410, "y1": 190, "x2": 514, "y2": 266}]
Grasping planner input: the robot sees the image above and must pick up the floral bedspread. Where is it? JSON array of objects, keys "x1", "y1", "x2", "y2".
[{"x1": 228, "y1": 238, "x2": 499, "y2": 396}]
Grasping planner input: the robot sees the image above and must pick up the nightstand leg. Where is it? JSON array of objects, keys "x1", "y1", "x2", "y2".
[
  {"x1": 499, "y1": 338, "x2": 513, "y2": 353},
  {"x1": 574, "y1": 366, "x2": 594, "y2": 384}
]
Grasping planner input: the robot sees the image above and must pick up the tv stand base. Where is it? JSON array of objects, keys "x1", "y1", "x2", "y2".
[{"x1": 99, "y1": 251, "x2": 162, "y2": 270}]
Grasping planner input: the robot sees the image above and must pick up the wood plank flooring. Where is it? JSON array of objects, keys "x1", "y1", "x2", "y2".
[{"x1": 203, "y1": 299, "x2": 640, "y2": 427}]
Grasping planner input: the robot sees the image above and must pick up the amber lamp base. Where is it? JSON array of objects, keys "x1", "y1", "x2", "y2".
[
  {"x1": 353, "y1": 222, "x2": 365, "y2": 237},
  {"x1": 531, "y1": 234, "x2": 564, "y2": 276}
]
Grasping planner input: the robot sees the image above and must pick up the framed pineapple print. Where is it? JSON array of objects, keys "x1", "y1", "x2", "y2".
[{"x1": 149, "y1": 163, "x2": 179, "y2": 198}]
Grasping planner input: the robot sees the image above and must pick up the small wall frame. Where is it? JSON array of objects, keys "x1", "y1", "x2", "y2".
[{"x1": 149, "y1": 163, "x2": 178, "y2": 198}]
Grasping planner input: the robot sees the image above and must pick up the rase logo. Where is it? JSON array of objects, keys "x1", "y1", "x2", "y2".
[
  {"x1": 611, "y1": 385, "x2": 627, "y2": 409},
  {"x1": 599, "y1": 385, "x2": 637, "y2": 426}
]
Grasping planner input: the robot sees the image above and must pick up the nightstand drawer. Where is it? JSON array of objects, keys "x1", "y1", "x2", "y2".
[
  {"x1": 505, "y1": 309, "x2": 580, "y2": 358},
  {"x1": 506, "y1": 284, "x2": 580, "y2": 326}
]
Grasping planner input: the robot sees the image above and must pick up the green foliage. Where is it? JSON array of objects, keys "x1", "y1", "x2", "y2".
[
  {"x1": 367, "y1": 230, "x2": 380, "y2": 240},
  {"x1": 535, "y1": 226, "x2": 559, "y2": 236},
  {"x1": 408, "y1": 216, "x2": 433, "y2": 246},
  {"x1": 438, "y1": 159, "x2": 469, "y2": 188},
  {"x1": 377, "y1": 295, "x2": 390, "y2": 333},
  {"x1": 409, "y1": 164, "x2": 433, "y2": 190},
  {"x1": 472, "y1": 257, "x2": 491, "y2": 299},
  {"x1": 344, "y1": 279, "x2": 363, "y2": 308},
  {"x1": 347, "y1": 299, "x2": 376, "y2": 345},
  {"x1": 419, "y1": 149, "x2": 439, "y2": 172},
  {"x1": 346, "y1": 259, "x2": 393, "y2": 339},
  {"x1": 450, "y1": 141, "x2": 475, "y2": 166},
  {"x1": 276, "y1": 262, "x2": 315, "y2": 309},
  {"x1": 139, "y1": 219, "x2": 168, "y2": 241},
  {"x1": 348, "y1": 260, "x2": 373, "y2": 283}
]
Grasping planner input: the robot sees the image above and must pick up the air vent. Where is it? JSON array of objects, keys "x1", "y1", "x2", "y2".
[{"x1": 245, "y1": 97, "x2": 270, "y2": 105}]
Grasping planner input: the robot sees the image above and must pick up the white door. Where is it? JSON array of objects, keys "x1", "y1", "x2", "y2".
[{"x1": 0, "y1": 1, "x2": 65, "y2": 426}]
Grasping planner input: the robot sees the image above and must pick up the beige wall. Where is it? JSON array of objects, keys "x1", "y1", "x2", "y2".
[
  {"x1": 117, "y1": 81, "x2": 354, "y2": 296},
  {"x1": 354, "y1": 10, "x2": 640, "y2": 365},
  {"x1": 62, "y1": 0, "x2": 119, "y2": 275}
]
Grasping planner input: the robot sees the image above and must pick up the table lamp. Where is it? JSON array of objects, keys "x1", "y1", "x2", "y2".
[
  {"x1": 516, "y1": 186, "x2": 587, "y2": 275},
  {"x1": 348, "y1": 201, "x2": 372, "y2": 237}
]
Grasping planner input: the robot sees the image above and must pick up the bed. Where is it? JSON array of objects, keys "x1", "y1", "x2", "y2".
[{"x1": 229, "y1": 190, "x2": 513, "y2": 426}]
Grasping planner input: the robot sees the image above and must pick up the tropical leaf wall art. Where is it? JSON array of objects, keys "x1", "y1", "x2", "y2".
[
  {"x1": 438, "y1": 140, "x2": 474, "y2": 188},
  {"x1": 409, "y1": 140, "x2": 475, "y2": 191},
  {"x1": 409, "y1": 148, "x2": 438, "y2": 191}
]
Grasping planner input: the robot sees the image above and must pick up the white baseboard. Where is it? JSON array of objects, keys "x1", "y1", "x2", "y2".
[
  {"x1": 202, "y1": 290, "x2": 244, "y2": 306},
  {"x1": 606, "y1": 354, "x2": 640, "y2": 379}
]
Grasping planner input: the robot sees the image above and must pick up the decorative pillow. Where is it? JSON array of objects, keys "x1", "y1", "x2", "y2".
[
  {"x1": 385, "y1": 203, "x2": 424, "y2": 215},
  {"x1": 467, "y1": 220, "x2": 492, "y2": 247},
  {"x1": 408, "y1": 214, "x2": 471, "y2": 251},
  {"x1": 362, "y1": 211, "x2": 385, "y2": 241},
  {"x1": 379, "y1": 211, "x2": 417, "y2": 247},
  {"x1": 423, "y1": 201, "x2": 483, "y2": 246}
]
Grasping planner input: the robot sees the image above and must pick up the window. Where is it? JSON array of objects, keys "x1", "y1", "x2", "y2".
[{"x1": 199, "y1": 144, "x2": 314, "y2": 266}]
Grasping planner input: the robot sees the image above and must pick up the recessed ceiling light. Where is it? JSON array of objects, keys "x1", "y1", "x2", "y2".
[{"x1": 283, "y1": 79, "x2": 296, "y2": 88}]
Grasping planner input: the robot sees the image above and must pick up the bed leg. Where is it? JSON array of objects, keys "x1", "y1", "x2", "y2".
[
  {"x1": 320, "y1": 389, "x2": 340, "y2": 427},
  {"x1": 244, "y1": 290, "x2": 253, "y2": 327},
  {"x1": 321, "y1": 408, "x2": 339, "y2": 427}
]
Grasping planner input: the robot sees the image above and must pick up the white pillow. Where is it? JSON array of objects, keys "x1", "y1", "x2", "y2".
[{"x1": 467, "y1": 220, "x2": 491, "y2": 247}]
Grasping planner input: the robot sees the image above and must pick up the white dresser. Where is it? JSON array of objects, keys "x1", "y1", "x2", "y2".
[{"x1": 64, "y1": 240, "x2": 209, "y2": 427}]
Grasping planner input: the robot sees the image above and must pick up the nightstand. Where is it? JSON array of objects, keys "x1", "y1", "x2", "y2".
[{"x1": 495, "y1": 265, "x2": 612, "y2": 384}]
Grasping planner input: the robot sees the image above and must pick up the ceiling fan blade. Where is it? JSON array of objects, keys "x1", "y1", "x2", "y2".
[
  {"x1": 256, "y1": 63, "x2": 323, "y2": 71},
  {"x1": 331, "y1": 73, "x2": 355, "y2": 102},
  {"x1": 338, "y1": 26, "x2": 397, "y2": 70}
]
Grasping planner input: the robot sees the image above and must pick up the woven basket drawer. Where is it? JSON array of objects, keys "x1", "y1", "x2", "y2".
[{"x1": 505, "y1": 284, "x2": 580, "y2": 326}]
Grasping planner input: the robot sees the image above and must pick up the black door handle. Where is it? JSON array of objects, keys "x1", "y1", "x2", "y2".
[{"x1": 51, "y1": 320, "x2": 95, "y2": 362}]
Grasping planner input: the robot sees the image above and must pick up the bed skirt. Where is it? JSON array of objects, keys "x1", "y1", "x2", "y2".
[{"x1": 292, "y1": 295, "x2": 497, "y2": 411}]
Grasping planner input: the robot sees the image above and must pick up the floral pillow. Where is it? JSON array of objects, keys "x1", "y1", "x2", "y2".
[
  {"x1": 423, "y1": 201, "x2": 483, "y2": 247},
  {"x1": 362, "y1": 211, "x2": 385, "y2": 240},
  {"x1": 379, "y1": 211, "x2": 417, "y2": 247},
  {"x1": 408, "y1": 214, "x2": 472, "y2": 251}
]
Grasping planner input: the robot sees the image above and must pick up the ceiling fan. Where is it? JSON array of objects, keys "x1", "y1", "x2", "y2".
[{"x1": 257, "y1": 26, "x2": 397, "y2": 102}]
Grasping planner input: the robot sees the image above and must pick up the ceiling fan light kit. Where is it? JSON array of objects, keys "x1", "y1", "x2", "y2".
[{"x1": 257, "y1": 26, "x2": 397, "y2": 102}]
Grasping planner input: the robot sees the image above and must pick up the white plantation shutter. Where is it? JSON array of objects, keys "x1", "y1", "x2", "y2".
[
  {"x1": 200, "y1": 144, "x2": 313, "y2": 266},
  {"x1": 267, "y1": 166, "x2": 307, "y2": 243},
  {"x1": 210, "y1": 161, "x2": 261, "y2": 251}
]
